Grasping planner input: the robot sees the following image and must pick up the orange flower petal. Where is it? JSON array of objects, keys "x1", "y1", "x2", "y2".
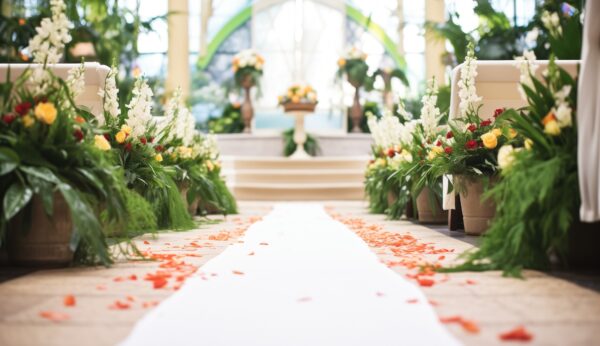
[
  {"x1": 297, "y1": 297, "x2": 312, "y2": 302},
  {"x1": 417, "y1": 278, "x2": 435, "y2": 287},
  {"x1": 152, "y1": 277, "x2": 168, "y2": 289},
  {"x1": 465, "y1": 279, "x2": 477, "y2": 285},
  {"x1": 143, "y1": 240, "x2": 150, "y2": 245},
  {"x1": 232, "y1": 270, "x2": 244, "y2": 275},
  {"x1": 406, "y1": 298, "x2": 419, "y2": 304},
  {"x1": 499, "y1": 326, "x2": 533, "y2": 341},
  {"x1": 39, "y1": 310, "x2": 70, "y2": 322},
  {"x1": 109, "y1": 300, "x2": 131, "y2": 310}
]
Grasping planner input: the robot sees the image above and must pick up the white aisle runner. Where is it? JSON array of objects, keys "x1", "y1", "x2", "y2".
[{"x1": 122, "y1": 204, "x2": 460, "y2": 346}]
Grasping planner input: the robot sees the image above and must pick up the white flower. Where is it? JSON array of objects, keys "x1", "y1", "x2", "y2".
[
  {"x1": 525, "y1": 27, "x2": 539, "y2": 46},
  {"x1": 66, "y1": 62, "x2": 85, "y2": 99},
  {"x1": 98, "y1": 66, "x2": 120, "y2": 126},
  {"x1": 27, "y1": 0, "x2": 72, "y2": 65},
  {"x1": 498, "y1": 145, "x2": 517, "y2": 170},
  {"x1": 161, "y1": 88, "x2": 196, "y2": 146},
  {"x1": 515, "y1": 50, "x2": 539, "y2": 100},
  {"x1": 420, "y1": 78, "x2": 443, "y2": 137},
  {"x1": 553, "y1": 85, "x2": 573, "y2": 128},
  {"x1": 125, "y1": 77, "x2": 154, "y2": 138},
  {"x1": 457, "y1": 44, "x2": 482, "y2": 118},
  {"x1": 541, "y1": 11, "x2": 563, "y2": 37}
]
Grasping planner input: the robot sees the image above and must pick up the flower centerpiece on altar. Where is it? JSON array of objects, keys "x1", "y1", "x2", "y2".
[
  {"x1": 427, "y1": 44, "x2": 516, "y2": 235},
  {"x1": 278, "y1": 83, "x2": 318, "y2": 112},
  {"x1": 337, "y1": 46, "x2": 369, "y2": 132},
  {"x1": 232, "y1": 49, "x2": 264, "y2": 133},
  {"x1": 0, "y1": 0, "x2": 128, "y2": 266}
]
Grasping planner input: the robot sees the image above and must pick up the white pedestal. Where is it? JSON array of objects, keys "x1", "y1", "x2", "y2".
[{"x1": 287, "y1": 110, "x2": 311, "y2": 159}]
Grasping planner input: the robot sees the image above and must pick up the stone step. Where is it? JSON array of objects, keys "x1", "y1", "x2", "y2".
[
  {"x1": 224, "y1": 168, "x2": 365, "y2": 184},
  {"x1": 232, "y1": 182, "x2": 365, "y2": 201},
  {"x1": 222, "y1": 156, "x2": 369, "y2": 170}
]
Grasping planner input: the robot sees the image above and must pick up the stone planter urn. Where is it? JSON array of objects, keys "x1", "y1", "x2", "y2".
[
  {"x1": 455, "y1": 175, "x2": 497, "y2": 235},
  {"x1": 416, "y1": 187, "x2": 448, "y2": 224},
  {"x1": 348, "y1": 78, "x2": 363, "y2": 133},
  {"x1": 283, "y1": 103, "x2": 316, "y2": 159},
  {"x1": 240, "y1": 74, "x2": 255, "y2": 133},
  {"x1": 7, "y1": 193, "x2": 74, "y2": 267}
]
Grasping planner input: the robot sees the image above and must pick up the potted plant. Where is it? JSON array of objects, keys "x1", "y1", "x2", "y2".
[
  {"x1": 396, "y1": 78, "x2": 448, "y2": 224},
  {"x1": 337, "y1": 47, "x2": 370, "y2": 132},
  {"x1": 0, "y1": 0, "x2": 126, "y2": 266},
  {"x1": 232, "y1": 49, "x2": 264, "y2": 133},
  {"x1": 448, "y1": 53, "x2": 584, "y2": 276},
  {"x1": 429, "y1": 44, "x2": 513, "y2": 235},
  {"x1": 97, "y1": 69, "x2": 193, "y2": 231},
  {"x1": 278, "y1": 83, "x2": 318, "y2": 112}
]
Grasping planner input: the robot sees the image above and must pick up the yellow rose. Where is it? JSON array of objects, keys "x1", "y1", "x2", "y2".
[
  {"x1": 524, "y1": 138, "x2": 533, "y2": 149},
  {"x1": 491, "y1": 128, "x2": 502, "y2": 137},
  {"x1": 94, "y1": 135, "x2": 111, "y2": 151},
  {"x1": 120, "y1": 124, "x2": 132, "y2": 135},
  {"x1": 34, "y1": 102, "x2": 57, "y2": 125},
  {"x1": 428, "y1": 146, "x2": 444, "y2": 160},
  {"x1": 481, "y1": 132, "x2": 498, "y2": 149},
  {"x1": 206, "y1": 160, "x2": 215, "y2": 171},
  {"x1": 22, "y1": 115, "x2": 35, "y2": 128},
  {"x1": 544, "y1": 120, "x2": 561, "y2": 136},
  {"x1": 154, "y1": 153, "x2": 163, "y2": 162},
  {"x1": 337, "y1": 58, "x2": 346, "y2": 67},
  {"x1": 508, "y1": 128, "x2": 517, "y2": 139},
  {"x1": 115, "y1": 131, "x2": 127, "y2": 144}
]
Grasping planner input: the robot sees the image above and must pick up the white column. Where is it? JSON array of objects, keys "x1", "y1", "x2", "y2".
[
  {"x1": 425, "y1": 0, "x2": 446, "y2": 84},
  {"x1": 199, "y1": 0, "x2": 212, "y2": 57},
  {"x1": 167, "y1": 0, "x2": 190, "y2": 98}
]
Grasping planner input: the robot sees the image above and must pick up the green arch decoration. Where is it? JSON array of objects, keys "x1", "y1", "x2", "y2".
[{"x1": 197, "y1": 3, "x2": 405, "y2": 70}]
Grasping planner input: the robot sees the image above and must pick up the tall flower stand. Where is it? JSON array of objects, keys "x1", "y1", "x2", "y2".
[
  {"x1": 284, "y1": 103, "x2": 316, "y2": 159},
  {"x1": 240, "y1": 75, "x2": 255, "y2": 133}
]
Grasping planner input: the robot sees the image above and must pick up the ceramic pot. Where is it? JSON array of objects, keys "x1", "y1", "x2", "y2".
[
  {"x1": 416, "y1": 187, "x2": 448, "y2": 224},
  {"x1": 455, "y1": 175, "x2": 497, "y2": 235},
  {"x1": 7, "y1": 193, "x2": 74, "y2": 267}
]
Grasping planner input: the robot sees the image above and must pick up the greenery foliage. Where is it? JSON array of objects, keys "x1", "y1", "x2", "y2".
[
  {"x1": 206, "y1": 102, "x2": 244, "y2": 134},
  {"x1": 282, "y1": 128, "x2": 319, "y2": 157}
]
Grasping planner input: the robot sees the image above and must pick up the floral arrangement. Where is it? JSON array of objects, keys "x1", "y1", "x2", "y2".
[
  {"x1": 449, "y1": 53, "x2": 579, "y2": 276},
  {"x1": 364, "y1": 111, "x2": 414, "y2": 217},
  {"x1": 337, "y1": 46, "x2": 369, "y2": 87},
  {"x1": 426, "y1": 44, "x2": 515, "y2": 188},
  {"x1": 0, "y1": 0, "x2": 127, "y2": 265},
  {"x1": 278, "y1": 84, "x2": 318, "y2": 105},
  {"x1": 388, "y1": 78, "x2": 449, "y2": 218},
  {"x1": 232, "y1": 49, "x2": 264, "y2": 89}
]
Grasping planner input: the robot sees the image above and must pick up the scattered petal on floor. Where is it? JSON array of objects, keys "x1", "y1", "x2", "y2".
[
  {"x1": 232, "y1": 270, "x2": 244, "y2": 275},
  {"x1": 63, "y1": 294, "x2": 76, "y2": 307},
  {"x1": 297, "y1": 297, "x2": 312, "y2": 303},
  {"x1": 39, "y1": 311, "x2": 70, "y2": 322},
  {"x1": 406, "y1": 298, "x2": 419, "y2": 304},
  {"x1": 109, "y1": 300, "x2": 131, "y2": 310},
  {"x1": 465, "y1": 279, "x2": 477, "y2": 285},
  {"x1": 499, "y1": 326, "x2": 533, "y2": 342}
]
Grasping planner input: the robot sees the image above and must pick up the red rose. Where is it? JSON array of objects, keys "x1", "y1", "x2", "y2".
[
  {"x1": 480, "y1": 119, "x2": 492, "y2": 127},
  {"x1": 124, "y1": 142, "x2": 132, "y2": 152},
  {"x1": 33, "y1": 96, "x2": 47, "y2": 104},
  {"x1": 14, "y1": 101, "x2": 32, "y2": 116},
  {"x1": 2, "y1": 114, "x2": 16, "y2": 124},
  {"x1": 148, "y1": 137, "x2": 154, "y2": 143},
  {"x1": 436, "y1": 140, "x2": 442, "y2": 146},
  {"x1": 465, "y1": 140, "x2": 478, "y2": 150},
  {"x1": 493, "y1": 108, "x2": 505, "y2": 118},
  {"x1": 155, "y1": 145, "x2": 164, "y2": 152},
  {"x1": 387, "y1": 148, "x2": 395, "y2": 158},
  {"x1": 73, "y1": 129, "x2": 84, "y2": 142},
  {"x1": 467, "y1": 124, "x2": 477, "y2": 132},
  {"x1": 103, "y1": 133, "x2": 111, "y2": 141},
  {"x1": 140, "y1": 137, "x2": 147, "y2": 145},
  {"x1": 446, "y1": 131, "x2": 453, "y2": 139},
  {"x1": 73, "y1": 129, "x2": 83, "y2": 142},
  {"x1": 444, "y1": 147, "x2": 453, "y2": 154}
]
